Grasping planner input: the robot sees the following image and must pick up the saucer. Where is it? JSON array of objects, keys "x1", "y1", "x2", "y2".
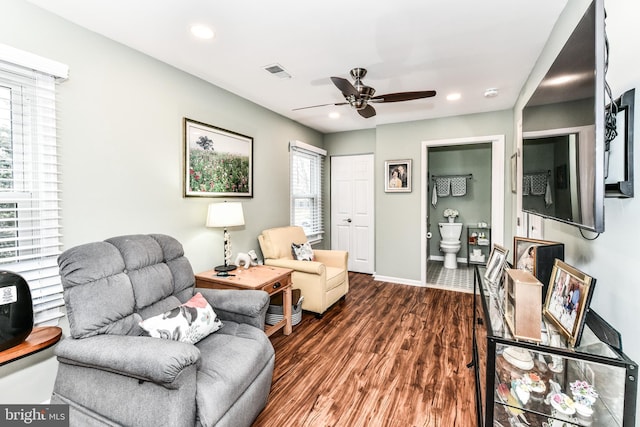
[
  {"x1": 549, "y1": 393, "x2": 576, "y2": 415},
  {"x1": 522, "y1": 372, "x2": 546, "y2": 393},
  {"x1": 503, "y1": 347, "x2": 534, "y2": 371},
  {"x1": 574, "y1": 401, "x2": 594, "y2": 417}
]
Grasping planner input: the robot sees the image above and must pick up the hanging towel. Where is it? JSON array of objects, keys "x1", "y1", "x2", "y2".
[
  {"x1": 436, "y1": 177, "x2": 451, "y2": 197},
  {"x1": 451, "y1": 177, "x2": 467, "y2": 197},
  {"x1": 522, "y1": 175, "x2": 531, "y2": 196},
  {"x1": 530, "y1": 173, "x2": 547, "y2": 196},
  {"x1": 431, "y1": 182, "x2": 438, "y2": 207},
  {"x1": 545, "y1": 180, "x2": 553, "y2": 207}
]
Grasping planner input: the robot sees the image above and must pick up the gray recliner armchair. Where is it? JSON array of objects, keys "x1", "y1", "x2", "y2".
[{"x1": 51, "y1": 234, "x2": 274, "y2": 427}]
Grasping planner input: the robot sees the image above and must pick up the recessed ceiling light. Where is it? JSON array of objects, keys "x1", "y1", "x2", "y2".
[
  {"x1": 484, "y1": 88, "x2": 499, "y2": 98},
  {"x1": 190, "y1": 24, "x2": 215, "y2": 40},
  {"x1": 329, "y1": 111, "x2": 340, "y2": 119},
  {"x1": 446, "y1": 93, "x2": 461, "y2": 101}
]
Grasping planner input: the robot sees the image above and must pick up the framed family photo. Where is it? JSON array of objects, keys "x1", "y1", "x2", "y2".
[
  {"x1": 513, "y1": 237, "x2": 565, "y2": 274},
  {"x1": 183, "y1": 118, "x2": 253, "y2": 198},
  {"x1": 484, "y1": 244, "x2": 509, "y2": 284},
  {"x1": 513, "y1": 237, "x2": 565, "y2": 300},
  {"x1": 384, "y1": 159, "x2": 411, "y2": 192},
  {"x1": 543, "y1": 260, "x2": 596, "y2": 347}
]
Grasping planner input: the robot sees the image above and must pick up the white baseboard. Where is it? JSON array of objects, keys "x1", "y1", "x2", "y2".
[{"x1": 373, "y1": 274, "x2": 424, "y2": 287}]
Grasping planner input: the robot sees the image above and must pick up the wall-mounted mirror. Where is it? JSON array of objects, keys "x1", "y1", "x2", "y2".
[{"x1": 523, "y1": 126, "x2": 597, "y2": 231}]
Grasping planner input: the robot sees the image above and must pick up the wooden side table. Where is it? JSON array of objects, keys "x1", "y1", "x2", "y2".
[
  {"x1": 0, "y1": 326, "x2": 63, "y2": 366},
  {"x1": 195, "y1": 265, "x2": 293, "y2": 337}
]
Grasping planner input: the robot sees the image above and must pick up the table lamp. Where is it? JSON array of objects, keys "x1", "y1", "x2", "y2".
[{"x1": 206, "y1": 201, "x2": 245, "y2": 272}]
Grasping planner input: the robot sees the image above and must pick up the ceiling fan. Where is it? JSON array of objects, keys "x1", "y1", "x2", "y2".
[{"x1": 294, "y1": 67, "x2": 436, "y2": 118}]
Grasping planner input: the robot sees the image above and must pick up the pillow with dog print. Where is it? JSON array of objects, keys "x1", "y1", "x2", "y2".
[{"x1": 139, "y1": 292, "x2": 222, "y2": 344}]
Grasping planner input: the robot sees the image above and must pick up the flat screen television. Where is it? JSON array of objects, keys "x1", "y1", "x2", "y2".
[{"x1": 522, "y1": 0, "x2": 605, "y2": 233}]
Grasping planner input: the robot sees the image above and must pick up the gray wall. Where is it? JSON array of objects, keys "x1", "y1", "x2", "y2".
[
  {"x1": 323, "y1": 129, "x2": 376, "y2": 249},
  {"x1": 374, "y1": 111, "x2": 514, "y2": 280},
  {"x1": 324, "y1": 129, "x2": 376, "y2": 157},
  {"x1": 3, "y1": 0, "x2": 639, "y2": 419},
  {"x1": 325, "y1": 114, "x2": 514, "y2": 281},
  {"x1": 428, "y1": 144, "x2": 492, "y2": 259},
  {"x1": 0, "y1": 0, "x2": 322, "y2": 403},
  {"x1": 516, "y1": 0, "x2": 640, "y2": 419}
]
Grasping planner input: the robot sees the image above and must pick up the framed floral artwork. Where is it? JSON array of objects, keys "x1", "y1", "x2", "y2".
[{"x1": 183, "y1": 118, "x2": 253, "y2": 198}]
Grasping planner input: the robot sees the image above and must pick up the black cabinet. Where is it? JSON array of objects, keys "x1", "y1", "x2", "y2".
[{"x1": 472, "y1": 265, "x2": 637, "y2": 426}]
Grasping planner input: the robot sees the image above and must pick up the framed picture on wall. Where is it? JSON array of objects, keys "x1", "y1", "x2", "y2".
[
  {"x1": 384, "y1": 159, "x2": 412, "y2": 193},
  {"x1": 183, "y1": 118, "x2": 253, "y2": 198}
]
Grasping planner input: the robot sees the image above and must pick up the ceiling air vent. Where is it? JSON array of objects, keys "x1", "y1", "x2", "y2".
[{"x1": 263, "y1": 63, "x2": 291, "y2": 79}]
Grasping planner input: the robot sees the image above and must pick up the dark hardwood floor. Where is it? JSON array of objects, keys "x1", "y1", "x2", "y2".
[{"x1": 253, "y1": 272, "x2": 476, "y2": 427}]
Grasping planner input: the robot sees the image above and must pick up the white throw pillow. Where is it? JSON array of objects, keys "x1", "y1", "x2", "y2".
[
  {"x1": 291, "y1": 242, "x2": 314, "y2": 261},
  {"x1": 139, "y1": 292, "x2": 222, "y2": 344}
]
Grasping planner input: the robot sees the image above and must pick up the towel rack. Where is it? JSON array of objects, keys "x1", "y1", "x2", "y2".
[
  {"x1": 431, "y1": 173, "x2": 473, "y2": 180},
  {"x1": 523, "y1": 170, "x2": 551, "y2": 177}
]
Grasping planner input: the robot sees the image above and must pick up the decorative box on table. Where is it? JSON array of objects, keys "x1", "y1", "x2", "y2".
[{"x1": 504, "y1": 268, "x2": 542, "y2": 342}]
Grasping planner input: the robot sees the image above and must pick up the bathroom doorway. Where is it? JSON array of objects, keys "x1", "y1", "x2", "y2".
[{"x1": 420, "y1": 135, "x2": 505, "y2": 290}]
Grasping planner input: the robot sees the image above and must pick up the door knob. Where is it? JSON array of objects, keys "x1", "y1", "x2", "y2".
[{"x1": 343, "y1": 218, "x2": 352, "y2": 223}]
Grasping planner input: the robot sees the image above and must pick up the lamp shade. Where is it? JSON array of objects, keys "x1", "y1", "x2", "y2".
[{"x1": 206, "y1": 202, "x2": 245, "y2": 228}]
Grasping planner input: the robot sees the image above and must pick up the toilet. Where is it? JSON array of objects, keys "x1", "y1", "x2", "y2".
[{"x1": 439, "y1": 222, "x2": 463, "y2": 269}]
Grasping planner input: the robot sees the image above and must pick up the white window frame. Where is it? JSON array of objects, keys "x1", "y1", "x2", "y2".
[
  {"x1": 289, "y1": 140, "x2": 326, "y2": 243},
  {"x1": 0, "y1": 45, "x2": 68, "y2": 327}
]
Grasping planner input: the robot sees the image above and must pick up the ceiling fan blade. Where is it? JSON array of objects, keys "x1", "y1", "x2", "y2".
[
  {"x1": 358, "y1": 104, "x2": 376, "y2": 118},
  {"x1": 293, "y1": 102, "x2": 348, "y2": 111},
  {"x1": 331, "y1": 76, "x2": 359, "y2": 98},
  {"x1": 370, "y1": 90, "x2": 436, "y2": 103}
]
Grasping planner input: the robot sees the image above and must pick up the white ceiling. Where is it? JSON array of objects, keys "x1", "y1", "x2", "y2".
[{"x1": 26, "y1": 0, "x2": 568, "y2": 134}]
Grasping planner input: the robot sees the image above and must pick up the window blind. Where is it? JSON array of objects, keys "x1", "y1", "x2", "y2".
[
  {"x1": 289, "y1": 141, "x2": 326, "y2": 243},
  {"x1": 0, "y1": 50, "x2": 67, "y2": 327}
]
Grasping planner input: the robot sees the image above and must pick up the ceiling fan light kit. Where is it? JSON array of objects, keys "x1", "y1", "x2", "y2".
[{"x1": 295, "y1": 67, "x2": 437, "y2": 119}]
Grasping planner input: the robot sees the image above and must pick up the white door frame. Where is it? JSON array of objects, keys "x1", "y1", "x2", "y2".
[{"x1": 420, "y1": 135, "x2": 505, "y2": 286}]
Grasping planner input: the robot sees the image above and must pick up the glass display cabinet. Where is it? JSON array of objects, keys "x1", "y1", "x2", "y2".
[{"x1": 472, "y1": 266, "x2": 637, "y2": 427}]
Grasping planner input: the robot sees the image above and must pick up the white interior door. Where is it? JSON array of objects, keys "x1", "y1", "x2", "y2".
[{"x1": 331, "y1": 154, "x2": 374, "y2": 274}]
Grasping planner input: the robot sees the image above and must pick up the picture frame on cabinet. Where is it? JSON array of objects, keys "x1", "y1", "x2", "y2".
[
  {"x1": 513, "y1": 237, "x2": 565, "y2": 300},
  {"x1": 484, "y1": 244, "x2": 509, "y2": 285},
  {"x1": 183, "y1": 118, "x2": 253, "y2": 198},
  {"x1": 543, "y1": 259, "x2": 596, "y2": 347},
  {"x1": 384, "y1": 159, "x2": 411, "y2": 192}
]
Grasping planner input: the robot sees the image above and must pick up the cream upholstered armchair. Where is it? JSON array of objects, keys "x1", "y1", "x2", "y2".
[{"x1": 258, "y1": 226, "x2": 348, "y2": 316}]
